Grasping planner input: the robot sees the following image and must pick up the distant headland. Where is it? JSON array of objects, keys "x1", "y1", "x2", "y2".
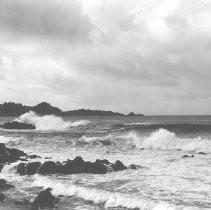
[{"x1": 0, "y1": 102, "x2": 144, "y2": 117}]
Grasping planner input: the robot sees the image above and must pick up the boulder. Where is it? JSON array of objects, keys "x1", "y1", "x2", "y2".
[
  {"x1": 197, "y1": 152, "x2": 207, "y2": 155},
  {"x1": 182, "y1": 154, "x2": 194, "y2": 159},
  {"x1": 112, "y1": 160, "x2": 127, "y2": 171},
  {"x1": 1, "y1": 121, "x2": 35, "y2": 130},
  {"x1": 26, "y1": 162, "x2": 41, "y2": 175},
  {"x1": 0, "y1": 193, "x2": 5, "y2": 202},
  {"x1": 17, "y1": 163, "x2": 26, "y2": 175},
  {"x1": 128, "y1": 164, "x2": 143, "y2": 169},
  {"x1": 0, "y1": 179, "x2": 14, "y2": 190},
  {"x1": 0, "y1": 143, "x2": 27, "y2": 164},
  {"x1": 37, "y1": 161, "x2": 58, "y2": 175},
  {"x1": 31, "y1": 188, "x2": 56, "y2": 209}
]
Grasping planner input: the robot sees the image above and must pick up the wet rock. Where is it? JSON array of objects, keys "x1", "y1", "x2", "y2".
[
  {"x1": 26, "y1": 162, "x2": 42, "y2": 175},
  {"x1": 17, "y1": 157, "x2": 133, "y2": 176},
  {"x1": 102, "y1": 164, "x2": 114, "y2": 172},
  {"x1": 197, "y1": 152, "x2": 207, "y2": 155},
  {"x1": 37, "y1": 161, "x2": 58, "y2": 175},
  {"x1": 29, "y1": 155, "x2": 41, "y2": 159},
  {"x1": 0, "y1": 179, "x2": 14, "y2": 190},
  {"x1": 0, "y1": 193, "x2": 5, "y2": 202},
  {"x1": 182, "y1": 154, "x2": 194, "y2": 158},
  {"x1": 17, "y1": 162, "x2": 26, "y2": 175},
  {"x1": 45, "y1": 156, "x2": 52, "y2": 159},
  {"x1": 1, "y1": 121, "x2": 35, "y2": 130},
  {"x1": 128, "y1": 164, "x2": 143, "y2": 170},
  {"x1": 0, "y1": 143, "x2": 27, "y2": 164},
  {"x1": 112, "y1": 160, "x2": 127, "y2": 171},
  {"x1": 31, "y1": 188, "x2": 57, "y2": 209}
]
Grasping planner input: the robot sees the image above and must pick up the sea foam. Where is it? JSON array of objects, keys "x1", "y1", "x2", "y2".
[
  {"x1": 129, "y1": 128, "x2": 211, "y2": 153},
  {"x1": 15, "y1": 111, "x2": 91, "y2": 131},
  {"x1": 31, "y1": 175, "x2": 155, "y2": 209},
  {"x1": 0, "y1": 135, "x2": 20, "y2": 144},
  {"x1": 80, "y1": 129, "x2": 211, "y2": 153}
]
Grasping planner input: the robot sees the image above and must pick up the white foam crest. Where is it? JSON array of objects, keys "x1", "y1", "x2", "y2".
[
  {"x1": 31, "y1": 175, "x2": 155, "y2": 209},
  {"x1": 71, "y1": 120, "x2": 91, "y2": 127},
  {"x1": 16, "y1": 111, "x2": 91, "y2": 131},
  {"x1": 0, "y1": 135, "x2": 19, "y2": 144},
  {"x1": 80, "y1": 134, "x2": 113, "y2": 142},
  {"x1": 153, "y1": 202, "x2": 199, "y2": 210},
  {"x1": 122, "y1": 129, "x2": 211, "y2": 153},
  {"x1": 0, "y1": 161, "x2": 24, "y2": 182}
]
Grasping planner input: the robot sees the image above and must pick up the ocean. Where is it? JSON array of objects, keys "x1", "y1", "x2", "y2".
[{"x1": 0, "y1": 112, "x2": 210, "y2": 210}]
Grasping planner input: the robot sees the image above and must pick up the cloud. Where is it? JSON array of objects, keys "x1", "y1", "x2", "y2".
[
  {"x1": 0, "y1": 0, "x2": 93, "y2": 43},
  {"x1": 0, "y1": 0, "x2": 211, "y2": 114}
]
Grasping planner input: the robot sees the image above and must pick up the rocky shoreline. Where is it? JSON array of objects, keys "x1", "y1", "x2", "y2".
[{"x1": 0, "y1": 143, "x2": 142, "y2": 208}]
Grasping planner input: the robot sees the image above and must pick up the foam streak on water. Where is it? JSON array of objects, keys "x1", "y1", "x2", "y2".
[{"x1": 0, "y1": 115, "x2": 210, "y2": 210}]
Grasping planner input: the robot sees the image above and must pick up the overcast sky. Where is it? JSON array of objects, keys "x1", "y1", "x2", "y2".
[{"x1": 0, "y1": 0, "x2": 211, "y2": 115}]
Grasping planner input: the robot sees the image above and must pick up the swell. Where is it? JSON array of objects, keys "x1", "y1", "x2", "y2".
[{"x1": 111, "y1": 123, "x2": 211, "y2": 134}]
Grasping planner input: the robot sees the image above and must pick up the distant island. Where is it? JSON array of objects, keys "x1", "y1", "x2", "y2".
[{"x1": 0, "y1": 102, "x2": 144, "y2": 117}]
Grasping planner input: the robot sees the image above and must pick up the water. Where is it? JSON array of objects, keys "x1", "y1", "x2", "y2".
[{"x1": 0, "y1": 113, "x2": 211, "y2": 210}]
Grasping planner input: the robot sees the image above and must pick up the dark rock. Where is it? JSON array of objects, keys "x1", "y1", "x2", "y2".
[
  {"x1": 197, "y1": 152, "x2": 207, "y2": 155},
  {"x1": 7, "y1": 148, "x2": 27, "y2": 159},
  {"x1": 0, "y1": 179, "x2": 14, "y2": 190},
  {"x1": 45, "y1": 157, "x2": 52, "y2": 159},
  {"x1": 19, "y1": 158, "x2": 28, "y2": 161},
  {"x1": 128, "y1": 164, "x2": 143, "y2": 169},
  {"x1": 128, "y1": 112, "x2": 135, "y2": 116},
  {"x1": 127, "y1": 112, "x2": 144, "y2": 116},
  {"x1": 95, "y1": 159, "x2": 110, "y2": 166},
  {"x1": 17, "y1": 163, "x2": 26, "y2": 175},
  {"x1": 26, "y1": 162, "x2": 41, "y2": 175},
  {"x1": 1, "y1": 121, "x2": 35, "y2": 130},
  {"x1": 31, "y1": 188, "x2": 56, "y2": 209},
  {"x1": 32, "y1": 102, "x2": 62, "y2": 116},
  {"x1": 0, "y1": 143, "x2": 28, "y2": 164},
  {"x1": 17, "y1": 157, "x2": 135, "y2": 176},
  {"x1": 29, "y1": 155, "x2": 41, "y2": 159},
  {"x1": 37, "y1": 161, "x2": 58, "y2": 175},
  {"x1": 0, "y1": 193, "x2": 5, "y2": 202},
  {"x1": 112, "y1": 160, "x2": 127, "y2": 171},
  {"x1": 182, "y1": 154, "x2": 194, "y2": 158}
]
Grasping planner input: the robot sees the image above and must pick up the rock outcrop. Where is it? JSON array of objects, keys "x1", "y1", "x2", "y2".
[
  {"x1": 0, "y1": 143, "x2": 28, "y2": 164},
  {"x1": 0, "y1": 121, "x2": 35, "y2": 130},
  {"x1": 182, "y1": 154, "x2": 194, "y2": 158},
  {"x1": 16, "y1": 156, "x2": 132, "y2": 176},
  {"x1": 0, "y1": 179, "x2": 14, "y2": 191}
]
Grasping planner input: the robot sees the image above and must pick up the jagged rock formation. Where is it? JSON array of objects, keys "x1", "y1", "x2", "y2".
[{"x1": 16, "y1": 156, "x2": 137, "y2": 176}]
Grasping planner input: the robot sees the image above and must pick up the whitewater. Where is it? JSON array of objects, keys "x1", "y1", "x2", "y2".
[{"x1": 0, "y1": 113, "x2": 210, "y2": 210}]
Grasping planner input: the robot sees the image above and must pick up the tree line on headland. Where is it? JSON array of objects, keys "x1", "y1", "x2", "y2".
[{"x1": 0, "y1": 102, "x2": 144, "y2": 117}]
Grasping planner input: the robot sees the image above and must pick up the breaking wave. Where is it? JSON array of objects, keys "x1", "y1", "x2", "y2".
[
  {"x1": 80, "y1": 129, "x2": 211, "y2": 153},
  {"x1": 129, "y1": 129, "x2": 211, "y2": 153},
  {"x1": 15, "y1": 111, "x2": 91, "y2": 131},
  {"x1": 0, "y1": 135, "x2": 20, "y2": 144},
  {"x1": 31, "y1": 175, "x2": 155, "y2": 209}
]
